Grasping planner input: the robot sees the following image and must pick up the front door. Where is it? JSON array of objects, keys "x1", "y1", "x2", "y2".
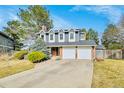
[{"x1": 51, "y1": 47, "x2": 59, "y2": 56}]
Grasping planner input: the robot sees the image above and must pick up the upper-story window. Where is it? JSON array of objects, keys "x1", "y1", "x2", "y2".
[
  {"x1": 80, "y1": 32, "x2": 85, "y2": 40},
  {"x1": 41, "y1": 35, "x2": 44, "y2": 40},
  {"x1": 70, "y1": 33, "x2": 74, "y2": 39},
  {"x1": 40, "y1": 34, "x2": 46, "y2": 41},
  {"x1": 60, "y1": 34, "x2": 63, "y2": 40},
  {"x1": 69, "y1": 32, "x2": 75, "y2": 42},
  {"x1": 59, "y1": 33, "x2": 64, "y2": 42},
  {"x1": 49, "y1": 33, "x2": 55, "y2": 42},
  {"x1": 50, "y1": 34, "x2": 53, "y2": 40}
]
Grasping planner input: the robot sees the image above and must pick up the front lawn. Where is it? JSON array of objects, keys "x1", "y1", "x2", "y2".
[
  {"x1": 92, "y1": 59, "x2": 124, "y2": 88},
  {"x1": 0, "y1": 55, "x2": 34, "y2": 78}
]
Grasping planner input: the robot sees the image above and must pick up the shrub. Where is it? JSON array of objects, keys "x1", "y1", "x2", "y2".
[
  {"x1": 28, "y1": 51, "x2": 47, "y2": 63},
  {"x1": 43, "y1": 54, "x2": 50, "y2": 60},
  {"x1": 14, "y1": 50, "x2": 28, "y2": 60}
]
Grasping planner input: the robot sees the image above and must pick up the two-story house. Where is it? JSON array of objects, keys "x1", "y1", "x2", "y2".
[{"x1": 37, "y1": 28, "x2": 97, "y2": 60}]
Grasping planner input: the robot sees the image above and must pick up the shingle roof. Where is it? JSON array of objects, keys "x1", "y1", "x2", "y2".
[
  {"x1": 0, "y1": 31, "x2": 14, "y2": 41},
  {"x1": 46, "y1": 40, "x2": 97, "y2": 47},
  {"x1": 37, "y1": 28, "x2": 82, "y2": 35},
  {"x1": 49, "y1": 28, "x2": 81, "y2": 33},
  {"x1": 96, "y1": 45, "x2": 105, "y2": 50}
]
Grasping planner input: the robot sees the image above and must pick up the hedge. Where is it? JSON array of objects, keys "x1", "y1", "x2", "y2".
[
  {"x1": 14, "y1": 50, "x2": 28, "y2": 60},
  {"x1": 28, "y1": 51, "x2": 47, "y2": 63}
]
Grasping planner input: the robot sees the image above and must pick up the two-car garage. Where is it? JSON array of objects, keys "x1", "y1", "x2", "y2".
[{"x1": 62, "y1": 46, "x2": 92, "y2": 60}]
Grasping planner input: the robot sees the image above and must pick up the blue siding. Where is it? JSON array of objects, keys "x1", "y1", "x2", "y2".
[
  {"x1": 55, "y1": 33, "x2": 58, "y2": 42},
  {"x1": 65, "y1": 32, "x2": 69, "y2": 42},
  {"x1": 46, "y1": 33, "x2": 49, "y2": 42},
  {"x1": 75, "y1": 32, "x2": 79, "y2": 42},
  {"x1": 43, "y1": 29, "x2": 85, "y2": 43}
]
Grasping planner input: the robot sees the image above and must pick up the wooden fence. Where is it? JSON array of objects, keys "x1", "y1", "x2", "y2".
[{"x1": 96, "y1": 49, "x2": 124, "y2": 59}]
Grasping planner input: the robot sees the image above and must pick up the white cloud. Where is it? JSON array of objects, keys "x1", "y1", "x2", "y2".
[
  {"x1": 51, "y1": 15, "x2": 76, "y2": 29},
  {"x1": 70, "y1": 6, "x2": 122, "y2": 24},
  {"x1": 0, "y1": 8, "x2": 19, "y2": 30}
]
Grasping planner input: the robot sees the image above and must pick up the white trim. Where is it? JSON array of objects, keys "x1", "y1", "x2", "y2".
[
  {"x1": 47, "y1": 45, "x2": 97, "y2": 47},
  {"x1": 40, "y1": 34, "x2": 42, "y2": 38},
  {"x1": 49, "y1": 33, "x2": 55, "y2": 42},
  {"x1": 44, "y1": 34, "x2": 46, "y2": 42},
  {"x1": 58, "y1": 32, "x2": 65, "y2": 42},
  {"x1": 69, "y1": 31, "x2": 75, "y2": 42}
]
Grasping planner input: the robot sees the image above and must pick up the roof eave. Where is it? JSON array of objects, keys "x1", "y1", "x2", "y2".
[
  {"x1": 47, "y1": 44, "x2": 97, "y2": 47},
  {"x1": 0, "y1": 32, "x2": 14, "y2": 41}
]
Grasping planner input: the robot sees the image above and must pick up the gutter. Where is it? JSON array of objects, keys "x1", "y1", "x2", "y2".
[{"x1": 46, "y1": 44, "x2": 97, "y2": 47}]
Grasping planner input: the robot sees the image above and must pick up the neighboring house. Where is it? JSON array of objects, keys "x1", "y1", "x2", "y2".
[
  {"x1": 0, "y1": 31, "x2": 14, "y2": 53},
  {"x1": 37, "y1": 29, "x2": 97, "y2": 60}
]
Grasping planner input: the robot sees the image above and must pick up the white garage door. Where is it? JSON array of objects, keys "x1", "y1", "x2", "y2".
[
  {"x1": 78, "y1": 47, "x2": 92, "y2": 59},
  {"x1": 63, "y1": 47, "x2": 76, "y2": 59}
]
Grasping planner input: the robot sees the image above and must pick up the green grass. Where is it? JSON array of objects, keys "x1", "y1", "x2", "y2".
[
  {"x1": 0, "y1": 59, "x2": 34, "y2": 78},
  {"x1": 92, "y1": 59, "x2": 124, "y2": 88}
]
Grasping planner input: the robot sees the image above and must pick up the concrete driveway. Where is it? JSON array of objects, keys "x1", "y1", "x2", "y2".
[{"x1": 0, "y1": 60, "x2": 93, "y2": 88}]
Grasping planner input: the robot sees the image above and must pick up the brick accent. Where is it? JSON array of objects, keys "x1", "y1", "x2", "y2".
[
  {"x1": 59, "y1": 47, "x2": 62, "y2": 58},
  {"x1": 92, "y1": 46, "x2": 96, "y2": 60},
  {"x1": 75, "y1": 46, "x2": 78, "y2": 59},
  {"x1": 52, "y1": 48, "x2": 56, "y2": 56}
]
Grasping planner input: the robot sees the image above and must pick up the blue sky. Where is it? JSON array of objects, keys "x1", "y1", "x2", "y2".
[{"x1": 0, "y1": 5, "x2": 124, "y2": 40}]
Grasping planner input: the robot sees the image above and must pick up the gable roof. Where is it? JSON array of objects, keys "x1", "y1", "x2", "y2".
[
  {"x1": 46, "y1": 40, "x2": 97, "y2": 47},
  {"x1": 0, "y1": 31, "x2": 14, "y2": 41},
  {"x1": 36, "y1": 28, "x2": 83, "y2": 35},
  {"x1": 48, "y1": 28, "x2": 81, "y2": 33}
]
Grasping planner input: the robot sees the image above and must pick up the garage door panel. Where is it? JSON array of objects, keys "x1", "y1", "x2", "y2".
[
  {"x1": 78, "y1": 47, "x2": 91, "y2": 59},
  {"x1": 63, "y1": 47, "x2": 76, "y2": 59}
]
